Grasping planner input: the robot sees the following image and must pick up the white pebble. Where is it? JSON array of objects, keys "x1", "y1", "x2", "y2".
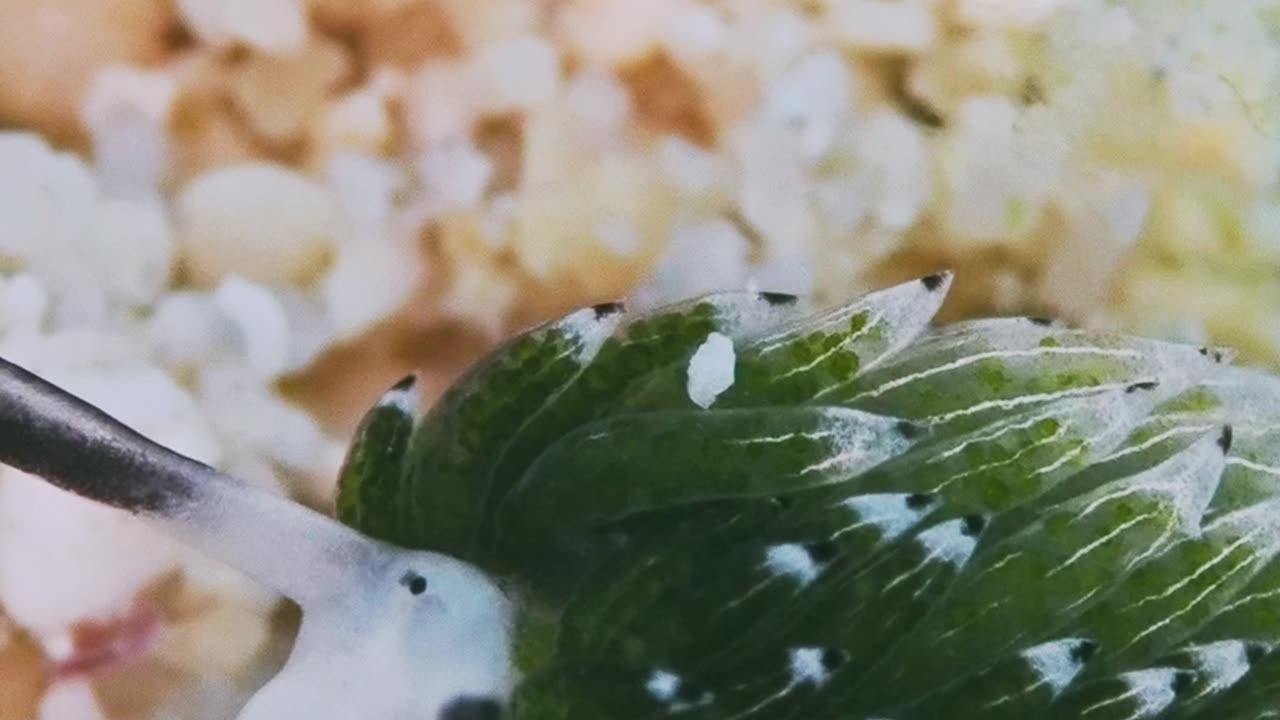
[
  {"x1": 55, "y1": 364, "x2": 200, "y2": 432},
  {"x1": 148, "y1": 292, "x2": 238, "y2": 370},
  {"x1": 662, "y1": 2, "x2": 728, "y2": 59},
  {"x1": 199, "y1": 371, "x2": 331, "y2": 478},
  {"x1": 319, "y1": 235, "x2": 421, "y2": 340},
  {"x1": 176, "y1": 163, "x2": 338, "y2": 287},
  {"x1": 0, "y1": 469, "x2": 181, "y2": 637},
  {"x1": 0, "y1": 133, "x2": 97, "y2": 267},
  {"x1": 731, "y1": 9, "x2": 818, "y2": 83},
  {"x1": 858, "y1": 110, "x2": 930, "y2": 231},
  {"x1": 415, "y1": 138, "x2": 494, "y2": 216},
  {"x1": 765, "y1": 51, "x2": 856, "y2": 161},
  {"x1": 214, "y1": 276, "x2": 292, "y2": 381},
  {"x1": 658, "y1": 136, "x2": 730, "y2": 200},
  {"x1": 404, "y1": 64, "x2": 481, "y2": 147},
  {"x1": 38, "y1": 678, "x2": 106, "y2": 720},
  {"x1": 750, "y1": 252, "x2": 818, "y2": 299},
  {"x1": 89, "y1": 198, "x2": 176, "y2": 307},
  {"x1": 325, "y1": 152, "x2": 401, "y2": 229},
  {"x1": 175, "y1": 0, "x2": 307, "y2": 54},
  {"x1": 734, "y1": 119, "x2": 815, "y2": 256},
  {"x1": 940, "y1": 97, "x2": 1067, "y2": 243},
  {"x1": 566, "y1": 69, "x2": 632, "y2": 148},
  {"x1": 474, "y1": 35, "x2": 560, "y2": 113},
  {"x1": 631, "y1": 219, "x2": 750, "y2": 310},
  {"x1": 314, "y1": 87, "x2": 393, "y2": 158},
  {"x1": 686, "y1": 331, "x2": 736, "y2": 409},
  {"x1": 81, "y1": 66, "x2": 178, "y2": 195},
  {"x1": 955, "y1": 0, "x2": 1074, "y2": 28},
  {"x1": 595, "y1": 216, "x2": 644, "y2": 257},
  {"x1": 559, "y1": 0, "x2": 682, "y2": 65},
  {"x1": 0, "y1": 274, "x2": 48, "y2": 336},
  {"x1": 828, "y1": 0, "x2": 938, "y2": 52},
  {"x1": 1039, "y1": 173, "x2": 1153, "y2": 317}
]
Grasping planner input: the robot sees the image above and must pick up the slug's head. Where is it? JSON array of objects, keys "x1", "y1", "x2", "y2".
[
  {"x1": 240, "y1": 544, "x2": 515, "y2": 720},
  {"x1": 0, "y1": 358, "x2": 519, "y2": 720}
]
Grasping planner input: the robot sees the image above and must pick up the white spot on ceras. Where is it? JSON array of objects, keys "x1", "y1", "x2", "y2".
[
  {"x1": 765, "y1": 543, "x2": 822, "y2": 586},
  {"x1": 1021, "y1": 638, "x2": 1094, "y2": 696},
  {"x1": 915, "y1": 517, "x2": 980, "y2": 568},
  {"x1": 1117, "y1": 668, "x2": 1183, "y2": 718},
  {"x1": 646, "y1": 670, "x2": 681, "y2": 702},
  {"x1": 883, "y1": 517, "x2": 981, "y2": 593},
  {"x1": 789, "y1": 647, "x2": 832, "y2": 686},
  {"x1": 1185, "y1": 640, "x2": 1256, "y2": 696},
  {"x1": 687, "y1": 331, "x2": 736, "y2": 409},
  {"x1": 644, "y1": 669, "x2": 715, "y2": 712},
  {"x1": 840, "y1": 493, "x2": 936, "y2": 542}
]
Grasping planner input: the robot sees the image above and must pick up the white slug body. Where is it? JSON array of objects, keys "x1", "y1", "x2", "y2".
[
  {"x1": 168, "y1": 460, "x2": 518, "y2": 720},
  {"x1": 238, "y1": 545, "x2": 515, "y2": 720}
]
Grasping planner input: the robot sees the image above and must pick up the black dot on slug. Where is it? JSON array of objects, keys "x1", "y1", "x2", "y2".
[
  {"x1": 1070, "y1": 640, "x2": 1100, "y2": 664},
  {"x1": 1199, "y1": 346, "x2": 1210, "y2": 356},
  {"x1": 896, "y1": 420, "x2": 925, "y2": 439},
  {"x1": 921, "y1": 273, "x2": 946, "y2": 291},
  {"x1": 1218, "y1": 425, "x2": 1234, "y2": 453},
  {"x1": 905, "y1": 493, "x2": 934, "y2": 510},
  {"x1": 439, "y1": 696, "x2": 503, "y2": 720},
  {"x1": 960, "y1": 514, "x2": 987, "y2": 537},
  {"x1": 1246, "y1": 642, "x2": 1268, "y2": 665},
  {"x1": 401, "y1": 571, "x2": 428, "y2": 595},
  {"x1": 820, "y1": 648, "x2": 849, "y2": 672},
  {"x1": 759, "y1": 291, "x2": 799, "y2": 306},
  {"x1": 804, "y1": 540, "x2": 841, "y2": 564},
  {"x1": 592, "y1": 301, "x2": 626, "y2": 318},
  {"x1": 1029, "y1": 316, "x2": 1054, "y2": 326},
  {"x1": 1171, "y1": 670, "x2": 1196, "y2": 695},
  {"x1": 675, "y1": 681, "x2": 706, "y2": 703},
  {"x1": 1126, "y1": 380, "x2": 1159, "y2": 393}
]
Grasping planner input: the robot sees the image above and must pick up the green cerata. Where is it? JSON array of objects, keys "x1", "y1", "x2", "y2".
[{"x1": 336, "y1": 272, "x2": 1280, "y2": 720}]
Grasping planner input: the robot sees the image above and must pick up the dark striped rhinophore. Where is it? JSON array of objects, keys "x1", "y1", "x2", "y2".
[
  {"x1": 338, "y1": 274, "x2": 1280, "y2": 719},
  {"x1": 0, "y1": 357, "x2": 203, "y2": 515}
]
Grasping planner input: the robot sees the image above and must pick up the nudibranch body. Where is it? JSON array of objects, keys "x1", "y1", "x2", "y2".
[{"x1": 5, "y1": 273, "x2": 1280, "y2": 719}]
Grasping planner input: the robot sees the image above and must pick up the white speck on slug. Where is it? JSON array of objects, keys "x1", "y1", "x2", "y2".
[
  {"x1": 788, "y1": 647, "x2": 832, "y2": 686},
  {"x1": 687, "y1": 332, "x2": 736, "y2": 409},
  {"x1": 764, "y1": 543, "x2": 822, "y2": 586},
  {"x1": 645, "y1": 670, "x2": 682, "y2": 702},
  {"x1": 1021, "y1": 638, "x2": 1094, "y2": 696}
]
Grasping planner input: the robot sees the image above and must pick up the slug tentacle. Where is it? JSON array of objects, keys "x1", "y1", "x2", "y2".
[
  {"x1": 0, "y1": 357, "x2": 376, "y2": 608},
  {"x1": 0, "y1": 357, "x2": 516, "y2": 720}
]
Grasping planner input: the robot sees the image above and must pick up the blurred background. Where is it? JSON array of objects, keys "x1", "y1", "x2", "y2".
[{"x1": 0, "y1": 0, "x2": 1276, "y2": 717}]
